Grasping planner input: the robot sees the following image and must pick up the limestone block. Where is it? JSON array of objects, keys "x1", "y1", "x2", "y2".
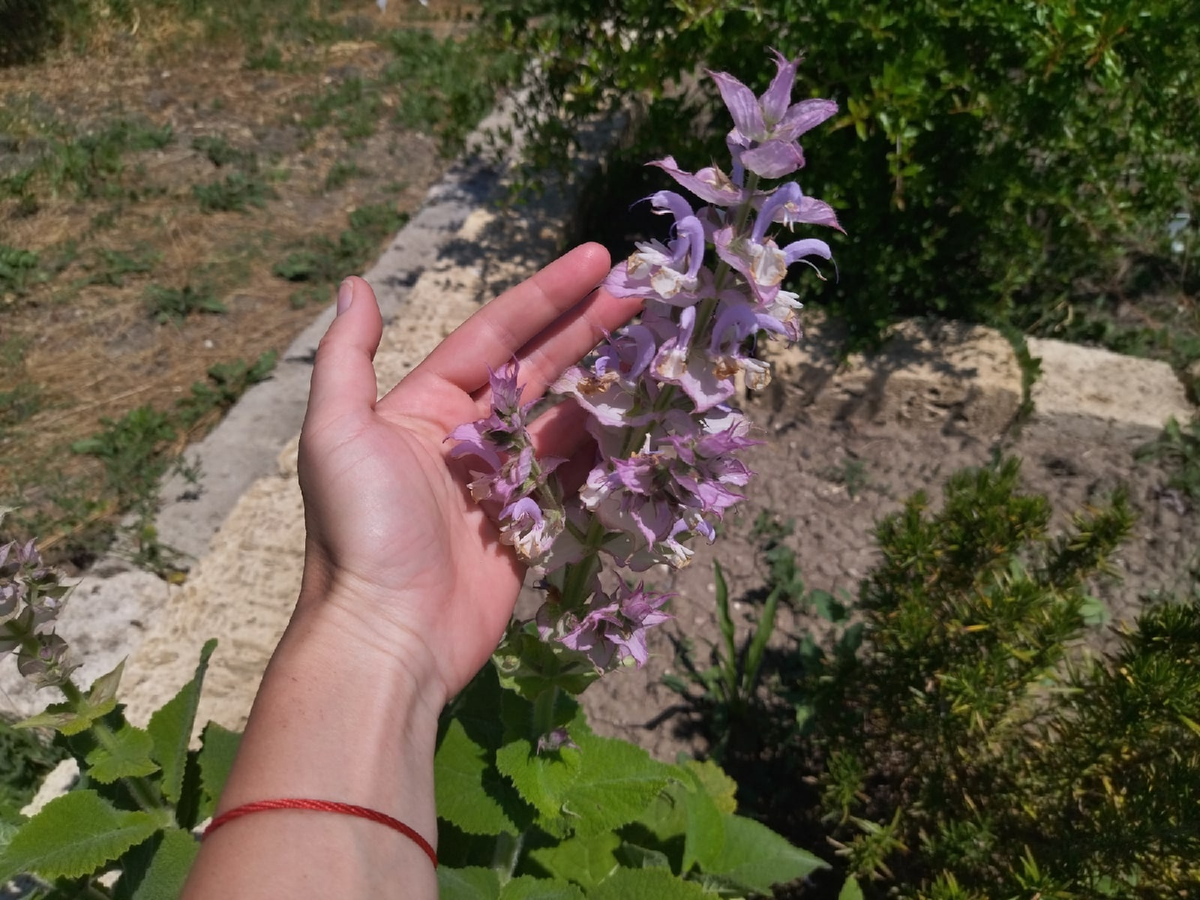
[
  {"x1": 766, "y1": 319, "x2": 1024, "y2": 438},
  {"x1": 1027, "y1": 337, "x2": 1195, "y2": 443}
]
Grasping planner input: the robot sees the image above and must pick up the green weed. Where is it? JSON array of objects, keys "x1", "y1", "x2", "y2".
[
  {"x1": 62, "y1": 351, "x2": 277, "y2": 572},
  {"x1": 1136, "y1": 416, "x2": 1200, "y2": 502},
  {"x1": 820, "y1": 456, "x2": 872, "y2": 499},
  {"x1": 191, "y1": 135, "x2": 252, "y2": 169},
  {"x1": 73, "y1": 245, "x2": 161, "y2": 289},
  {"x1": 0, "y1": 245, "x2": 43, "y2": 296},
  {"x1": 323, "y1": 160, "x2": 366, "y2": 192},
  {"x1": 192, "y1": 170, "x2": 276, "y2": 213},
  {"x1": 145, "y1": 283, "x2": 227, "y2": 323},
  {"x1": 0, "y1": 384, "x2": 43, "y2": 433},
  {"x1": 382, "y1": 29, "x2": 521, "y2": 156},
  {"x1": 178, "y1": 351, "x2": 277, "y2": 428},
  {"x1": 301, "y1": 76, "x2": 381, "y2": 142},
  {"x1": 273, "y1": 202, "x2": 408, "y2": 286},
  {"x1": 1, "y1": 118, "x2": 173, "y2": 201}
]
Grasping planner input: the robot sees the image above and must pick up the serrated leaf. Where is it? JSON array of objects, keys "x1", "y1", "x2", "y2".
[
  {"x1": 195, "y1": 722, "x2": 241, "y2": 823},
  {"x1": 435, "y1": 719, "x2": 521, "y2": 836},
  {"x1": 499, "y1": 874, "x2": 585, "y2": 900},
  {"x1": 558, "y1": 731, "x2": 669, "y2": 837},
  {"x1": 528, "y1": 831, "x2": 620, "y2": 892},
  {"x1": 698, "y1": 813, "x2": 827, "y2": 893},
  {"x1": 0, "y1": 790, "x2": 159, "y2": 882},
  {"x1": 148, "y1": 640, "x2": 216, "y2": 806},
  {"x1": 495, "y1": 736, "x2": 582, "y2": 821},
  {"x1": 437, "y1": 865, "x2": 501, "y2": 900},
  {"x1": 838, "y1": 874, "x2": 865, "y2": 900},
  {"x1": 589, "y1": 866, "x2": 711, "y2": 900},
  {"x1": 112, "y1": 827, "x2": 198, "y2": 900},
  {"x1": 85, "y1": 724, "x2": 158, "y2": 784}
]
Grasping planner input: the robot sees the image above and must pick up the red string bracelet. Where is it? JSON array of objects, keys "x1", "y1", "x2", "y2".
[{"x1": 203, "y1": 799, "x2": 437, "y2": 868}]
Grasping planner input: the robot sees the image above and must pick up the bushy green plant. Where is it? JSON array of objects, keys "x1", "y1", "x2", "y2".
[
  {"x1": 482, "y1": 0, "x2": 1200, "y2": 348},
  {"x1": 689, "y1": 459, "x2": 1200, "y2": 896}
]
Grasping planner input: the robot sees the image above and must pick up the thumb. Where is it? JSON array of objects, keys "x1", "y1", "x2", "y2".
[{"x1": 305, "y1": 277, "x2": 385, "y2": 427}]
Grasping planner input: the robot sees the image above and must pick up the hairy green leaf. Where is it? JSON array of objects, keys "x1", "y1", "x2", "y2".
[
  {"x1": 435, "y1": 719, "x2": 521, "y2": 836},
  {"x1": 698, "y1": 813, "x2": 827, "y2": 892},
  {"x1": 85, "y1": 724, "x2": 158, "y2": 784},
  {"x1": 195, "y1": 722, "x2": 241, "y2": 823},
  {"x1": 112, "y1": 827, "x2": 199, "y2": 900},
  {"x1": 495, "y1": 735, "x2": 582, "y2": 822},
  {"x1": 148, "y1": 640, "x2": 216, "y2": 806},
  {"x1": 527, "y1": 831, "x2": 621, "y2": 892},
  {"x1": 558, "y1": 731, "x2": 670, "y2": 837},
  {"x1": 0, "y1": 790, "x2": 158, "y2": 882},
  {"x1": 437, "y1": 865, "x2": 501, "y2": 900}
]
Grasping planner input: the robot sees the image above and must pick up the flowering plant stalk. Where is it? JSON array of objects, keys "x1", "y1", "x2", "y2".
[{"x1": 452, "y1": 52, "x2": 842, "y2": 706}]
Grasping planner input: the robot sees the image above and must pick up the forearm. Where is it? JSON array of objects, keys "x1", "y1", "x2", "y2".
[{"x1": 181, "y1": 592, "x2": 444, "y2": 900}]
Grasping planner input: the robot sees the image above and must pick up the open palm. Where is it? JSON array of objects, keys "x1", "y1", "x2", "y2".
[{"x1": 294, "y1": 244, "x2": 641, "y2": 704}]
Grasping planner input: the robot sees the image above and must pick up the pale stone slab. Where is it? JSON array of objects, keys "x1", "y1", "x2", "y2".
[
  {"x1": 1028, "y1": 337, "x2": 1195, "y2": 441},
  {"x1": 767, "y1": 319, "x2": 1024, "y2": 439}
]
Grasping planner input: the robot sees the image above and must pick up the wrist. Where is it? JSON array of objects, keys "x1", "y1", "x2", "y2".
[
  {"x1": 213, "y1": 584, "x2": 446, "y2": 841},
  {"x1": 294, "y1": 550, "x2": 452, "y2": 711}
]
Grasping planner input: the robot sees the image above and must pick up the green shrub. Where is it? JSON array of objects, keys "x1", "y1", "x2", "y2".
[
  {"x1": 482, "y1": 0, "x2": 1200, "y2": 348},
  {"x1": 688, "y1": 459, "x2": 1200, "y2": 895}
]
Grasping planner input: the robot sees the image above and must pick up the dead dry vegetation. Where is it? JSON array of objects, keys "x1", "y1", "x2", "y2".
[{"x1": 0, "y1": 2, "x2": 497, "y2": 567}]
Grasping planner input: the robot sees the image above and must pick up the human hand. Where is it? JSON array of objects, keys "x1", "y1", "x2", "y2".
[{"x1": 294, "y1": 244, "x2": 641, "y2": 707}]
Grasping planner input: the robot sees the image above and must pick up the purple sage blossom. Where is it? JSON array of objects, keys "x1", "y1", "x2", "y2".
[{"x1": 448, "y1": 53, "x2": 842, "y2": 679}]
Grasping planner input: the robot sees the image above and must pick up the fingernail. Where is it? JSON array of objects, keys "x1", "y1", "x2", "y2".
[{"x1": 336, "y1": 279, "x2": 354, "y2": 316}]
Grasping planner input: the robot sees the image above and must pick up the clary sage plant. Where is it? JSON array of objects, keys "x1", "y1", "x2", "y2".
[
  {"x1": 1, "y1": 53, "x2": 840, "y2": 898},
  {"x1": 459, "y1": 51, "x2": 840, "y2": 697}
]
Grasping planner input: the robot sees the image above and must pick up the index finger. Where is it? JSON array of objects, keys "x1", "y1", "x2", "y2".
[{"x1": 408, "y1": 243, "x2": 615, "y2": 395}]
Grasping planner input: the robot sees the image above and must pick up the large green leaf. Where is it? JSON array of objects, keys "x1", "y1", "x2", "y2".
[
  {"x1": 85, "y1": 724, "x2": 158, "y2": 784},
  {"x1": 437, "y1": 865, "x2": 501, "y2": 900},
  {"x1": 588, "y1": 867, "x2": 711, "y2": 900},
  {"x1": 495, "y1": 735, "x2": 583, "y2": 822},
  {"x1": 500, "y1": 875, "x2": 585, "y2": 900},
  {"x1": 147, "y1": 640, "x2": 216, "y2": 806},
  {"x1": 112, "y1": 827, "x2": 199, "y2": 900},
  {"x1": 697, "y1": 813, "x2": 827, "y2": 894},
  {"x1": 557, "y1": 731, "x2": 670, "y2": 838},
  {"x1": 195, "y1": 722, "x2": 241, "y2": 823},
  {"x1": 0, "y1": 790, "x2": 159, "y2": 882},
  {"x1": 435, "y1": 718, "x2": 522, "y2": 836},
  {"x1": 528, "y1": 831, "x2": 621, "y2": 891}
]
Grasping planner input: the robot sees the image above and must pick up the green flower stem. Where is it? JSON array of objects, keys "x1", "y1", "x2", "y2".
[
  {"x1": 532, "y1": 684, "x2": 560, "y2": 739},
  {"x1": 559, "y1": 524, "x2": 606, "y2": 611},
  {"x1": 491, "y1": 829, "x2": 525, "y2": 883}
]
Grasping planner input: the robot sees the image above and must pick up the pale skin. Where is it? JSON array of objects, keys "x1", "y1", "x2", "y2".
[{"x1": 181, "y1": 244, "x2": 641, "y2": 899}]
